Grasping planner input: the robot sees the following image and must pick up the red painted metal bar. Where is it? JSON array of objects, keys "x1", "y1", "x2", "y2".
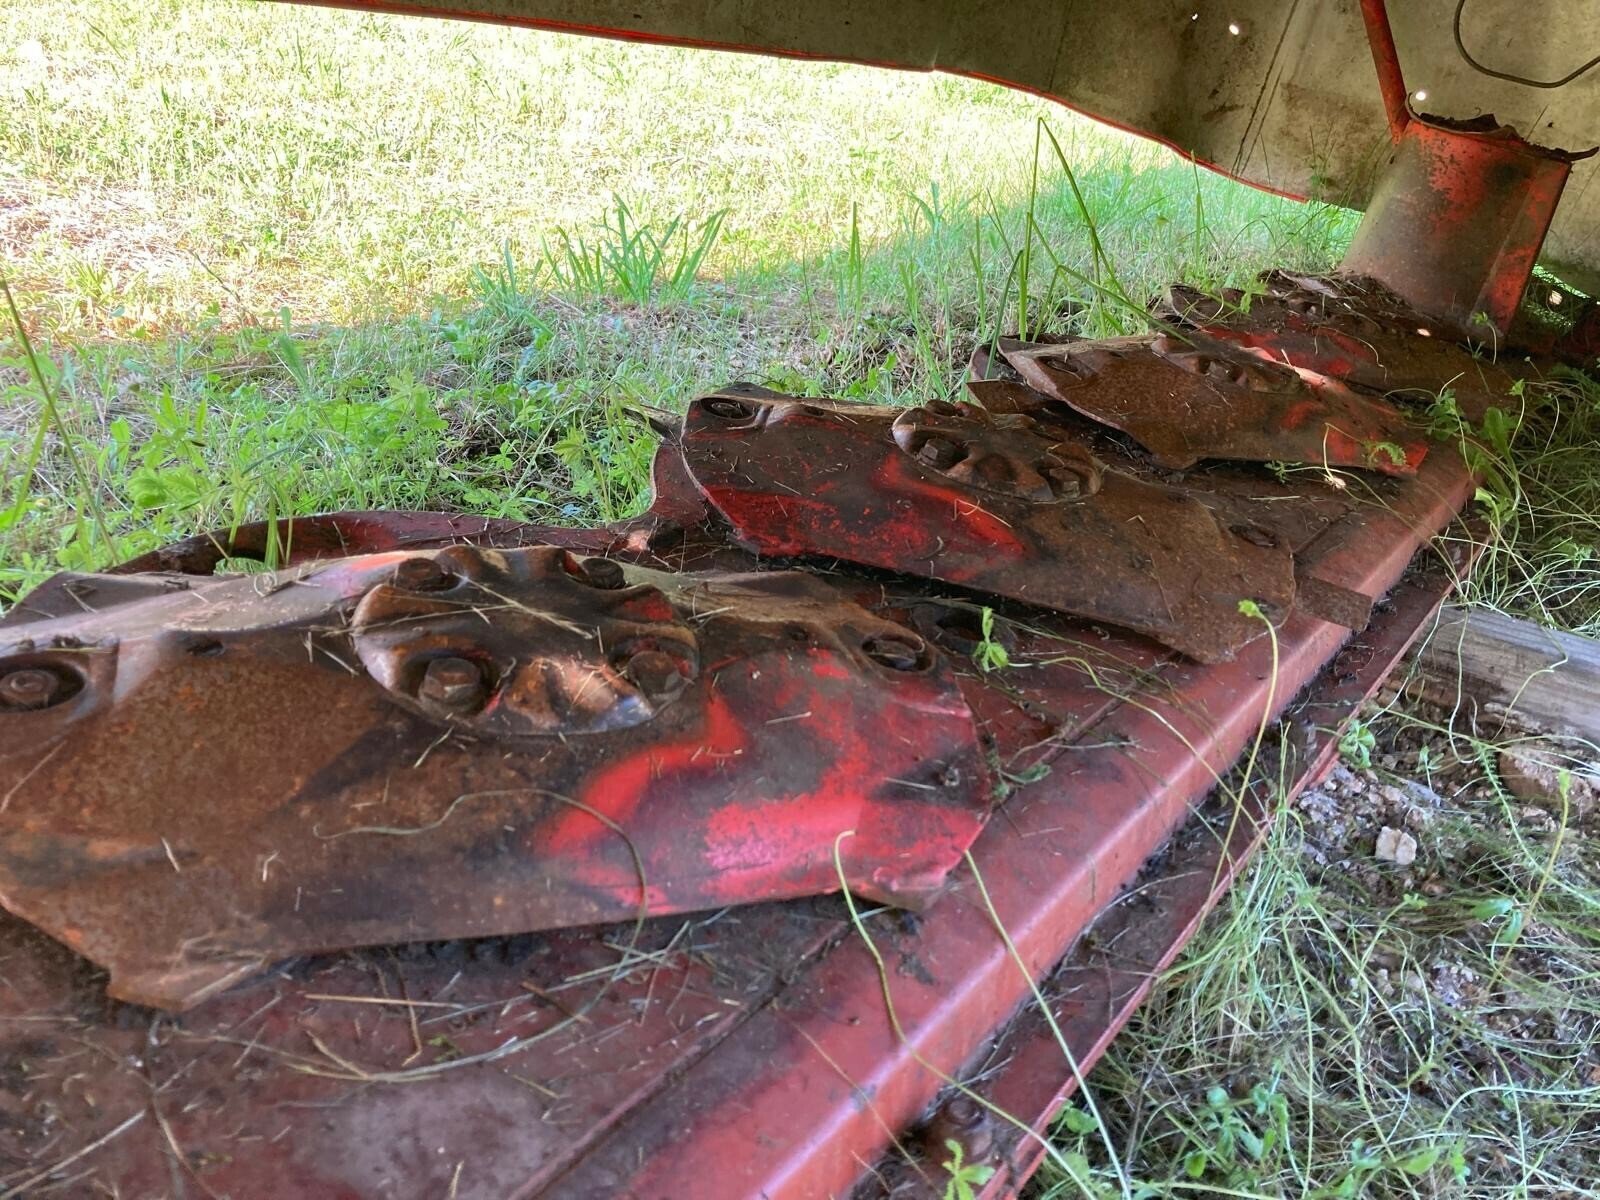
[
  {"x1": 869, "y1": 542, "x2": 1477, "y2": 1199},
  {"x1": 1358, "y1": 0, "x2": 1410, "y2": 144}
]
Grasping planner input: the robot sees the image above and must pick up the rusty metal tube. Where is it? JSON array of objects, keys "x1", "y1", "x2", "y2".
[
  {"x1": 1359, "y1": 0, "x2": 1410, "y2": 143},
  {"x1": 1340, "y1": 115, "x2": 1591, "y2": 337}
]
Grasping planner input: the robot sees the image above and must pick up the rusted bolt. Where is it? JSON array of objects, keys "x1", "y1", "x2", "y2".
[
  {"x1": 922, "y1": 1094, "x2": 995, "y2": 1162},
  {"x1": 0, "y1": 667, "x2": 64, "y2": 712},
  {"x1": 572, "y1": 557, "x2": 627, "y2": 589},
  {"x1": 972, "y1": 453, "x2": 1016, "y2": 488},
  {"x1": 1156, "y1": 338, "x2": 1244, "y2": 386},
  {"x1": 393, "y1": 557, "x2": 454, "y2": 592},
  {"x1": 702, "y1": 397, "x2": 757, "y2": 421},
  {"x1": 620, "y1": 650, "x2": 690, "y2": 701},
  {"x1": 417, "y1": 657, "x2": 487, "y2": 713},
  {"x1": 915, "y1": 436, "x2": 963, "y2": 470},
  {"x1": 861, "y1": 633, "x2": 928, "y2": 672},
  {"x1": 1045, "y1": 465, "x2": 1085, "y2": 498}
]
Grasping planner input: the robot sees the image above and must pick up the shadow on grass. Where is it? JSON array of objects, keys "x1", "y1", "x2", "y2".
[{"x1": 1, "y1": 153, "x2": 1356, "y2": 603}]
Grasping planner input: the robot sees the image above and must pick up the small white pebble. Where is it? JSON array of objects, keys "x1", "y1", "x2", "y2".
[{"x1": 1375, "y1": 826, "x2": 1418, "y2": 866}]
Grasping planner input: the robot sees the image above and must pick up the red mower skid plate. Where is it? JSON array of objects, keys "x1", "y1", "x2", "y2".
[
  {"x1": 0, "y1": 438, "x2": 1475, "y2": 1200},
  {"x1": 997, "y1": 333, "x2": 1429, "y2": 477},
  {"x1": 544, "y1": 445, "x2": 1474, "y2": 1200},
  {"x1": 679, "y1": 389, "x2": 1296, "y2": 664},
  {"x1": 1159, "y1": 276, "x2": 1524, "y2": 422},
  {"x1": 0, "y1": 549, "x2": 991, "y2": 1011}
]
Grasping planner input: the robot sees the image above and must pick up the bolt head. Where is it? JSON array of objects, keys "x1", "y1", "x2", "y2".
[
  {"x1": 0, "y1": 668, "x2": 65, "y2": 713},
  {"x1": 941, "y1": 1097, "x2": 985, "y2": 1130},
  {"x1": 393, "y1": 558, "x2": 453, "y2": 592},
  {"x1": 702, "y1": 396, "x2": 757, "y2": 421},
  {"x1": 862, "y1": 633, "x2": 928, "y2": 672},
  {"x1": 573, "y1": 557, "x2": 626, "y2": 589},
  {"x1": 620, "y1": 650, "x2": 690, "y2": 701},
  {"x1": 916, "y1": 436, "x2": 962, "y2": 470},
  {"x1": 924, "y1": 1093, "x2": 995, "y2": 1162},
  {"x1": 417, "y1": 656, "x2": 487, "y2": 712},
  {"x1": 1045, "y1": 466, "x2": 1084, "y2": 498},
  {"x1": 0, "y1": 668, "x2": 63, "y2": 712},
  {"x1": 1231, "y1": 523, "x2": 1279, "y2": 549}
]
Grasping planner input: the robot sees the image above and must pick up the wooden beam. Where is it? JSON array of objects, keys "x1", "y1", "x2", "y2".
[{"x1": 1410, "y1": 605, "x2": 1600, "y2": 746}]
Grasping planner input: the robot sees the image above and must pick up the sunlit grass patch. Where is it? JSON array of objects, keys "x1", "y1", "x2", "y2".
[{"x1": 1, "y1": 0, "x2": 1352, "y2": 601}]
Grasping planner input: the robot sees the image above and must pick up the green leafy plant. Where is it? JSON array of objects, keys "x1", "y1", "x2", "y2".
[
  {"x1": 1424, "y1": 390, "x2": 1465, "y2": 440},
  {"x1": 940, "y1": 1139, "x2": 996, "y2": 1200},
  {"x1": 1178, "y1": 1082, "x2": 1292, "y2": 1182},
  {"x1": 973, "y1": 607, "x2": 1010, "y2": 672},
  {"x1": 1363, "y1": 439, "x2": 1407, "y2": 469},
  {"x1": 1469, "y1": 895, "x2": 1526, "y2": 950},
  {"x1": 541, "y1": 196, "x2": 726, "y2": 306},
  {"x1": 1339, "y1": 718, "x2": 1376, "y2": 769}
]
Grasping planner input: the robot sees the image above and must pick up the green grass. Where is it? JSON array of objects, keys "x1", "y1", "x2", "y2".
[
  {"x1": 1033, "y1": 701, "x2": 1600, "y2": 1199},
  {"x1": 6, "y1": 4, "x2": 1600, "y2": 1199},
  {"x1": 0, "y1": 0, "x2": 1353, "y2": 600},
  {"x1": 1445, "y1": 378, "x2": 1600, "y2": 638}
]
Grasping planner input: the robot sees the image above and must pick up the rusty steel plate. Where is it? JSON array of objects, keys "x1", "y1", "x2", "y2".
[
  {"x1": 0, "y1": 545, "x2": 992, "y2": 1011},
  {"x1": 100, "y1": 443, "x2": 717, "y2": 578},
  {"x1": 1160, "y1": 274, "x2": 1522, "y2": 421},
  {"x1": 998, "y1": 331, "x2": 1430, "y2": 475},
  {"x1": 0, "y1": 419, "x2": 1483, "y2": 1200},
  {"x1": 678, "y1": 388, "x2": 1296, "y2": 664},
  {"x1": 960, "y1": 377, "x2": 1390, "y2": 632}
]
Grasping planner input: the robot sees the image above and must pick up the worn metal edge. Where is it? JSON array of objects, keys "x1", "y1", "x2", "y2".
[{"x1": 904, "y1": 543, "x2": 1476, "y2": 1200}]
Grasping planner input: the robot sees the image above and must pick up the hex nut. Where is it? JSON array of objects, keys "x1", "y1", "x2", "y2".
[
  {"x1": 619, "y1": 649, "x2": 690, "y2": 700},
  {"x1": 417, "y1": 656, "x2": 488, "y2": 713},
  {"x1": 0, "y1": 667, "x2": 64, "y2": 712}
]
